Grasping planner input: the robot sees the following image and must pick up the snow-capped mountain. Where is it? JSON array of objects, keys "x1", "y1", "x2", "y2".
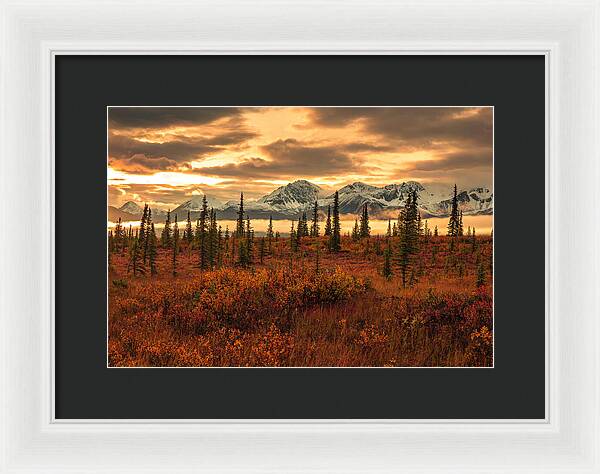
[
  {"x1": 258, "y1": 180, "x2": 321, "y2": 212},
  {"x1": 108, "y1": 201, "x2": 166, "y2": 222},
  {"x1": 420, "y1": 187, "x2": 493, "y2": 217},
  {"x1": 320, "y1": 181, "x2": 428, "y2": 214},
  {"x1": 119, "y1": 201, "x2": 143, "y2": 215},
  {"x1": 172, "y1": 194, "x2": 225, "y2": 216},
  {"x1": 108, "y1": 180, "x2": 493, "y2": 223}
]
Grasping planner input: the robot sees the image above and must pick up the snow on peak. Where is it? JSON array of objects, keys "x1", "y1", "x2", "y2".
[
  {"x1": 176, "y1": 194, "x2": 224, "y2": 213},
  {"x1": 119, "y1": 201, "x2": 143, "y2": 214},
  {"x1": 258, "y1": 180, "x2": 321, "y2": 211}
]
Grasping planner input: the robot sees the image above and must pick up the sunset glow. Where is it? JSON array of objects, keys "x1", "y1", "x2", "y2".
[{"x1": 108, "y1": 106, "x2": 493, "y2": 208}]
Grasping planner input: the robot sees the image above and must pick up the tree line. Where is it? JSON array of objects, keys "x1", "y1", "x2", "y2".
[{"x1": 109, "y1": 185, "x2": 490, "y2": 286}]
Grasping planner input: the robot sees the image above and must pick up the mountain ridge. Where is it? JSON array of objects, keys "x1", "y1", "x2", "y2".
[{"x1": 108, "y1": 180, "x2": 493, "y2": 222}]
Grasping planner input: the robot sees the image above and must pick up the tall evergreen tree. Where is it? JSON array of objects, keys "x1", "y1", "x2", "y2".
[
  {"x1": 139, "y1": 204, "x2": 149, "y2": 264},
  {"x1": 290, "y1": 221, "x2": 297, "y2": 252},
  {"x1": 217, "y1": 225, "x2": 223, "y2": 268},
  {"x1": 382, "y1": 240, "x2": 393, "y2": 279},
  {"x1": 114, "y1": 217, "x2": 124, "y2": 253},
  {"x1": 396, "y1": 190, "x2": 420, "y2": 288},
  {"x1": 359, "y1": 203, "x2": 370, "y2": 238},
  {"x1": 329, "y1": 191, "x2": 341, "y2": 252},
  {"x1": 351, "y1": 219, "x2": 360, "y2": 242},
  {"x1": 128, "y1": 230, "x2": 145, "y2": 276},
  {"x1": 208, "y1": 208, "x2": 218, "y2": 268},
  {"x1": 447, "y1": 184, "x2": 460, "y2": 237},
  {"x1": 266, "y1": 216, "x2": 274, "y2": 251},
  {"x1": 172, "y1": 215, "x2": 179, "y2": 276},
  {"x1": 471, "y1": 227, "x2": 477, "y2": 253},
  {"x1": 324, "y1": 205, "x2": 332, "y2": 236},
  {"x1": 310, "y1": 201, "x2": 319, "y2": 237},
  {"x1": 198, "y1": 196, "x2": 209, "y2": 269},
  {"x1": 299, "y1": 211, "x2": 309, "y2": 237},
  {"x1": 184, "y1": 210, "x2": 193, "y2": 245},
  {"x1": 161, "y1": 210, "x2": 172, "y2": 248},
  {"x1": 143, "y1": 207, "x2": 153, "y2": 264},
  {"x1": 236, "y1": 192, "x2": 245, "y2": 237},
  {"x1": 194, "y1": 218, "x2": 201, "y2": 249},
  {"x1": 446, "y1": 184, "x2": 461, "y2": 251},
  {"x1": 458, "y1": 210, "x2": 464, "y2": 237},
  {"x1": 434, "y1": 225, "x2": 438, "y2": 237},
  {"x1": 386, "y1": 219, "x2": 392, "y2": 238}
]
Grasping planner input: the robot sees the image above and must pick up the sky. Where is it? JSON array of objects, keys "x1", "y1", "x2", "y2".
[{"x1": 108, "y1": 106, "x2": 493, "y2": 210}]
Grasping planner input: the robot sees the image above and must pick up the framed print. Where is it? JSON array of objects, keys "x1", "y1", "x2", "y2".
[{"x1": 1, "y1": 1, "x2": 599, "y2": 473}]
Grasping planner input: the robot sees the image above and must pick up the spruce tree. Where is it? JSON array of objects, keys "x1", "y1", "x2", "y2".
[
  {"x1": 359, "y1": 203, "x2": 370, "y2": 238},
  {"x1": 434, "y1": 225, "x2": 438, "y2": 237},
  {"x1": 352, "y1": 219, "x2": 360, "y2": 242},
  {"x1": 148, "y1": 222, "x2": 158, "y2": 275},
  {"x1": 296, "y1": 216, "x2": 303, "y2": 249},
  {"x1": 382, "y1": 240, "x2": 393, "y2": 279},
  {"x1": 143, "y1": 207, "x2": 153, "y2": 264},
  {"x1": 114, "y1": 217, "x2": 124, "y2": 253},
  {"x1": 236, "y1": 192, "x2": 245, "y2": 237},
  {"x1": 161, "y1": 210, "x2": 172, "y2": 248},
  {"x1": 299, "y1": 211, "x2": 309, "y2": 237},
  {"x1": 266, "y1": 216, "x2": 274, "y2": 251},
  {"x1": 324, "y1": 205, "x2": 332, "y2": 236},
  {"x1": 386, "y1": 219, "x2": 392, "y2": 238},
  {"x1": 139, "y1": 204, "x2": 148, "y2": 264},
  {"x1": 172, "y1": 215, "x2": 179, "y2": 276},
  {"x1": 185, "y1": 210, "x2": 193, "y2": 245},
  {"x1": 310, "y1": 201, "x2": 319, "y2": 237},
  {"x1": 208, "y1": 208, "x2": 218, "y2": 268},
  {"x1": 396, "y1": 190, "x2": 420, "y2": 288},
  {"x1": 290, "y1": 221, "x2": 297, "y2": 252},
  {"x1": 471, "y1": 227, "x2": 477, "y2": 253},
  {"x1": 458, "y1": 210, "x2": 464, "y2": 237},
  {"x1": 128, "y1": 232, "x2": 145, "y2": 277},
  {"x1": 329, "y1": 191, "x2": 341, "y2": 252},
  {"x1": 237, "y1": 237, "x2": 248, "y2": 267},
  {"x1": 217, "y1": 225, "x2": 223, "y2": 268},
  {"x1": 447, "y1": 184, "x2": 460, "y2": 237},
  {"x1": 194, "y1": 218, "x2": 201, "y2": 249},
  {"x1": 198, "y1": 196, "x2": 209, "y2": 269}
]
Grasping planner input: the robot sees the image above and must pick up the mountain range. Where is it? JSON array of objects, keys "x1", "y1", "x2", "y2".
[{"x1": 108, "y1": 180, "x2": 493, "y2": 223}]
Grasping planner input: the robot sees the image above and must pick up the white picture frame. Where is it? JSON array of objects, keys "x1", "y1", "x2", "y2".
[{"x1": 0, "y1": 0, "x2": 598, "y2": 472}]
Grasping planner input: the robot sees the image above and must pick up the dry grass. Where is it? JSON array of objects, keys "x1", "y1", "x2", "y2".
[{"x1": 108, "y1": 235, "x2": 493, "y2": 367}]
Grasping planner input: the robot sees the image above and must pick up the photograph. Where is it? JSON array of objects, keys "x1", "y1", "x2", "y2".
[{"x1": 107, "y1": 106, "x2": 494, "y2": 367}]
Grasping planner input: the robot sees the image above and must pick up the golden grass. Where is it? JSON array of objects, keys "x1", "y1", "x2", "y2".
[{"x1": 108, "y1": 235, "x2": 493, "y2": 367}]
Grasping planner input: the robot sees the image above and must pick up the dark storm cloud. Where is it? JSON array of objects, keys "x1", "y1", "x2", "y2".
[
  {"x1": 402, "y1": 149, "x2": 492, "y2": 172},
  {"x1": 190, "y1": 138, "x2": 362, "y2": 180},
  {"x1": 111, "y1": 154, "x2": 181, "y2": 174},
  {"x1": 309, "y1": 107, "x2": 493, "y2": 148},
  {"x1": 108, "y1": 129, "x2": 257, "y2": 172},
  {"x1": 108, "y1": 107, "x2": 242, "y2": 129}
]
